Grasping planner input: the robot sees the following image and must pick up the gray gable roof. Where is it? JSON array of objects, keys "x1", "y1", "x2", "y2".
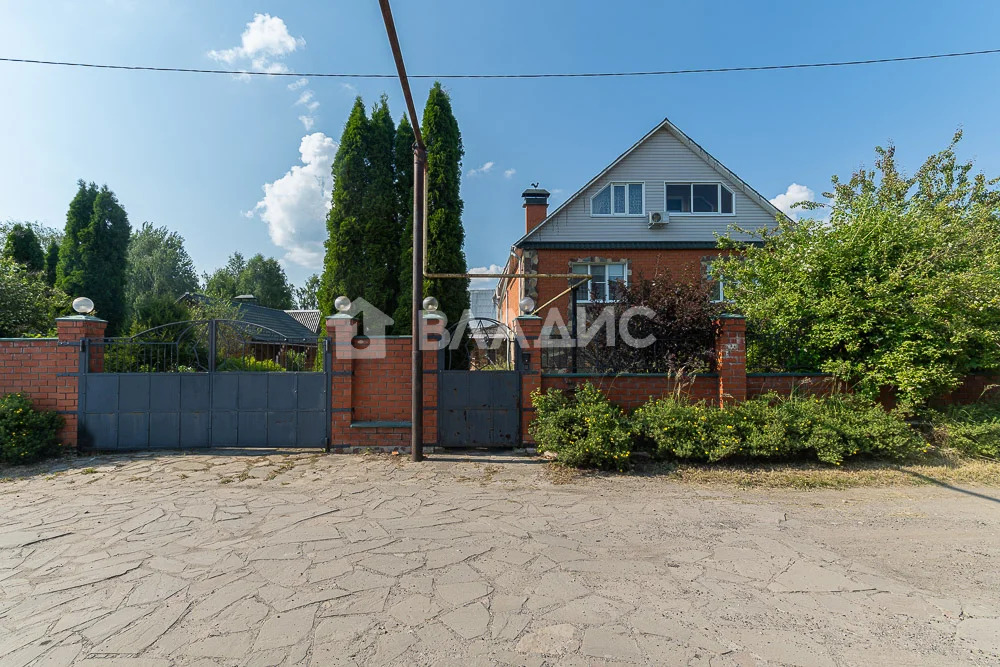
[
  {"x1": 514, "y1": 116, "x2": 785, "y2": 247},
  {"x1": 179, "y1": 293, "x2": 317, "y2": 341}
]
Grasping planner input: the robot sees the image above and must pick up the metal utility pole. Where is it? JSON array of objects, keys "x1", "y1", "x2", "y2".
[{"x1": 378, "y1": 0, "x2": 427, "y2": 461}]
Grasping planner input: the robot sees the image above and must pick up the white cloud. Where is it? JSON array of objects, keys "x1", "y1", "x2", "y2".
[
  {"x1": 248, "y1": 132, "x2": 337, "y2": 268},
  {"x1": 468, "y1": 264, "x2": 504, "y2": 290},
  {"x1": 467, "y1": 161, "x2": 495, "y2": 177},
  {"x1": 341, "y1": 82, "x2": 358, "y2": 94},
  {"x1": 298, "y1": 115, "x2": 315, "y2": 130},
  {"x1": 504, "y1": 168, "x2": 516, "y2": 179},
  {"x1": 208, "y1": 13, "x2": 304, "y2": 74},
  {"x1": 288, "y1": 77, "x2": 309, "y2": 91},
  {"x1": 770, "y1": 183, "x2": 815, "y2": 220}
]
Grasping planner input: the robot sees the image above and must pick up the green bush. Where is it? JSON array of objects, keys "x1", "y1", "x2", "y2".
[
  {"x1": 529, "y1": 383, "x2": 633, "y2": 471},
  {"x1": 634, "y1": 393, "x2": 924, "y2": 465},
  {"x1": 217, "y1": 355, "x2": 285, "y2": 372},
  {"x1": 928, "y1": 402, "x2": 1000, "y2": 459},
  {"x1": 0, "y1": 393, "x2": 64, "y2": 465}
]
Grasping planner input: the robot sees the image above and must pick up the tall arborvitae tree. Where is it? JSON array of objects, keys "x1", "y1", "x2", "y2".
[
  {"x1": 56, "y1": 181, "x2": 98, "y2": 293},
  {"x1": 44, "y1": 240, "x2": 59, "y2": 287},
  {"x1": 57, "y1": 183, "x2": 131, "y2": 333},
  {"x1": 363, "y1": 95, "x2": 402, "y2": 319},
  {"x1": 392, "y1": 114, "x2": 415, "y2": 333},
  {"x1": 1, "y1": 223, "x2": 45, "y2": 272},
  {"x1": 320, "y1": 97, "x2": 370, "y2": 315},
  {"x1": 422, "y1": 82, "x2": 470, "y2": 326}
]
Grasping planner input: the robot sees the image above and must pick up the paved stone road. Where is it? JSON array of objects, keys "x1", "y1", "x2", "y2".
[{"x1": 1, "y1": 451, "x2": 998, "y2": 666}]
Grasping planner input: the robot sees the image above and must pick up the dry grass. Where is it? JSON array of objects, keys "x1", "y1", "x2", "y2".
[{"x1": 634, "y1": 454, "x2": 1000, "y2": 489}]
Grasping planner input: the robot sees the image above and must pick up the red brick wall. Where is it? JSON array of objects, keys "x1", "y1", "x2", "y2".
[
  {"x1": 326, "y1": 316, "x2": 439, "y2": 452},
  {"x1": 0, "y1": 317, "x2": 107, "y2": 448},
  {"x1": 533, "y1": 248, "x2": 725, "y2": 324},
  {"x1": 541, "y1": 374, "x2": 718, "y2": 409}
]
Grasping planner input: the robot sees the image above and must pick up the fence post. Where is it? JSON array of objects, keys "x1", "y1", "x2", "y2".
[
  {"x1": 514, "y1": 314, "x2": 543, "y2": 447},
  {"x1": 326, "y1": 314, "x2": 356, "y2": 451},
  {"x1": 715, "y1": 314, "x2": 747, "y2": 407},
  {"x1": 55, "y1": 315, "x2": 108, "y2": 449}
]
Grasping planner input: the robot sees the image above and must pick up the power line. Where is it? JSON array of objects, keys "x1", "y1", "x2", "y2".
[{"x1": 1, "y1": 47, "x2": 999, "y2": 80}]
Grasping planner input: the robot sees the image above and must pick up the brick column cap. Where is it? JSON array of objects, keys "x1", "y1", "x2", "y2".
[
  {"x1": 515, "y1": 314, "x2": 543, "y2": 321},
  {"x1": 717, "y1": 313, "x2": 746, "y2": 320},
  {"x1": 55, "y1": 315, "x2": 107, "y2": 323},
  {"x1": 326, "y1": 313, "x2": 356, "y2": 322}
]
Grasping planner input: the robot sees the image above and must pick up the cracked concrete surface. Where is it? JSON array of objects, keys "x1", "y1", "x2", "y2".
[{"x1": 1, "y1": 451, "x2": 998, "y2": 665}]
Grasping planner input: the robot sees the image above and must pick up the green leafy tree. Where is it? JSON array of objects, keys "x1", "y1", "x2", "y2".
[
  {"x1": 393, "y1": 114, "x2": 415, "y2": 333},
  {"x1": 320, "y1": 97, "x2": 370, "y2": 314},
  {"x1": 203, "y1": 252, "x2": 293, "y2": 310},
  {"x1": 203, "y1": 252, "x2": 246, "y2": 300},
  {"x1": 241, "y1": 254, "x2": 293, "y2": 309},
  {"x1": 44, "y1": 240, "x2": 59, "y2": 287},
  {"x1": 0, "y1": 256, "x2": 68, "y2": 337},
  {"x1": 124, "y1": 222, "x2": 199, "y2": 321},
  {"x1": 56, "y1": 182, "x2": 131, "y2": 334},
  {"x1": 422, "y1": 82, "x2": 470, "y2": 327},
  {"x1": 363, "y1": 95, "x2": 402, "y2": 319},
  {"x1": 0, "y1": 220, "x2": 62, "y2": 251},
  {"x1": 717, "y1": 132, "x2": 1000, "y2": 407},
  {"x1": 2, "y1": 223, "x2": 45, "y2": 272},
  {"x1": 294, "y1": 274, "x2": 321, "y2": 309}
]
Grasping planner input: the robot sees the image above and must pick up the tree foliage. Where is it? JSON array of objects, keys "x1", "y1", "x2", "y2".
[
  {"x1": 363, "y1": 96, "x2": 402, "y2": 318},
  {"x1": 321, "y1": 97, "x2": 370, "y2": 315},
  {"x1": 294, "y1": 274, "x2": 321, "y2": 310},
  {"x1": 44, "y1": 240, "x2": 59, "y2": 287},
  {"x1": 421, "y1": 82, "x2": 470, "y2": 327},
  {"x1": 203, "y1": 251, "x2": 293, "y2": 310},
  {"x1": 124, "y1": 222, "x2": 199, "y2": 322},
  {"x1": 578, "y1": 274, "x2": 722, "y2": 373},
  {"x1": 2, "y1": 223, "x2": 45, "y2": 272},
  {"x1": 56, "y1": 181, "x2": 131, "y2": 335},
  {"x1": 393, "y1": 114, "x2": 415, "y2": 333},
  {"x1": 0, "y1": 256, "x2": 68, "y2": 337},
  {"x1": 717, "y1": 132, "x2": 1000, "y2": 406}
]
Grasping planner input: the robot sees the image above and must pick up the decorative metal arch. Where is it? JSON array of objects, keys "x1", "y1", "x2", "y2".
[
  {"x1": 445, "y1": 316, "x2": 518, "y2": 371},
  {"x1": 97, "y1": 319, "x2": 321, "y2": 373}
]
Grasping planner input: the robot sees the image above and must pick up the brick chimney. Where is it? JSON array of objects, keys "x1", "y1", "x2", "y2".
[{"x1": 522, "y1": 187, "x2": 550, "y2": 233}]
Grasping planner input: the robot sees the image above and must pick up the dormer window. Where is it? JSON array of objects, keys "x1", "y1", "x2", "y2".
[
  {"x1": 591, "y1": 182, "x2": 644, "y2": 216},
  {"x1": 665, "y1": 183, "x2": 735, "y2": 215}
]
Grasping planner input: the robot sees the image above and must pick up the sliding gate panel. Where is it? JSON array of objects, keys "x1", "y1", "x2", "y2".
[{"x1": 80, "y1": 371, "x2": 330, "y2": 451}]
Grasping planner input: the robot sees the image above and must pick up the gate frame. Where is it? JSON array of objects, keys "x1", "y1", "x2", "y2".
[
  {"x1": 436, "y1": 317, "x2": 524, "y2": 449},
  {"x1": 77, "y1": 319, "x2": 333, "y2": 451}
]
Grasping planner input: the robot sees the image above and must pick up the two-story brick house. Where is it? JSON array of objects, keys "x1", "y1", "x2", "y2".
[{"x1": 495, "y1": 117, "x2": 783, "y2": 331}]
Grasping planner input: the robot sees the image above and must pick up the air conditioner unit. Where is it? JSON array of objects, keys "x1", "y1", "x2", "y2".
[{"x1": 647, "y1": 211, "x2": 668, "y2": 229}]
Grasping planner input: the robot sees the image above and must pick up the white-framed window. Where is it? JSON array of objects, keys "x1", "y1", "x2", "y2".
[
  {"x1": 590, "y1": 182, "x2": 644, "y2": 216},
  {"x1": 571, "y1": 262, "x2": 627, "y2": 302},
  {"x1": 704, "y1": 261, "x2": 727, "y2": 302},
  {"x1": 665, "y1": 183, "x2": 735, "y2": 215}
]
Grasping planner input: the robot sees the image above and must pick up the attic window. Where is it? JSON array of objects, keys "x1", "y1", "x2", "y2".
[
  {"x1": 591, "y1": 183, "x2": 644, "y2": 216},
  {"x1": 665, "y1": 183, "x2": 735, "y2": 215}
]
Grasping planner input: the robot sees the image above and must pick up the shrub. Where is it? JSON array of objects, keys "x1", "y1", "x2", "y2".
[
  {"x1": 928, "y1": 402, "x2": 1000, "y2": 459},
  {"x1": 529, "y1": 383, "x2": 633, "y2": 471},
  {"x1": 635, "y1": 393, "x2": 924, "y2": 465},
  {"x1": 0, "y1": 393, "x2": 64, "y2": 465},
  {"x1": 217, "y1": 355, "x2": 284, "y2": 372}
]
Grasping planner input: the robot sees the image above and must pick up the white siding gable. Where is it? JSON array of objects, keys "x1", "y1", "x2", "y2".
[{"x1": 522, "y1": 124, "x2": 779, "y2": 245}]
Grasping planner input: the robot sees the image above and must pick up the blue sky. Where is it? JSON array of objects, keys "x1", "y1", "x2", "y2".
[{"x1": 2, "y1": 0, "x2": 1000, "y2": 290}]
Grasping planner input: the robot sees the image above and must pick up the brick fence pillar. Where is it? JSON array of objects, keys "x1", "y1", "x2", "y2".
[
  {"x1": 326, "y1": 314, "x2": 356, "y2": 448},
  {"x1": 55, "y1": 315, "x2": 107, "y2": 448},
  {"x1": 715, "y1": 314, "x2": 747, "y2": 406},
  {"x1": 514, "y1": 314, "x2": 543, "y2": 446},
  {"x1": 420, "y1": 313, "x2": 444, "y2": 447}
]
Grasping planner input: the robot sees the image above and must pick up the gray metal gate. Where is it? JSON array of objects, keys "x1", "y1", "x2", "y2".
[
  {"x1": 438, "y1": 371, "x2": 520, "y2": 447},
  {"x1": 77, "y1": 319, "x2": 332, "y2": 451}
]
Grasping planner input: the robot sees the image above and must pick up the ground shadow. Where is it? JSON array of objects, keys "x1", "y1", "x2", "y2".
[{"x1": 902, "y1": 470, "x2": 1000, "y2": 504}]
